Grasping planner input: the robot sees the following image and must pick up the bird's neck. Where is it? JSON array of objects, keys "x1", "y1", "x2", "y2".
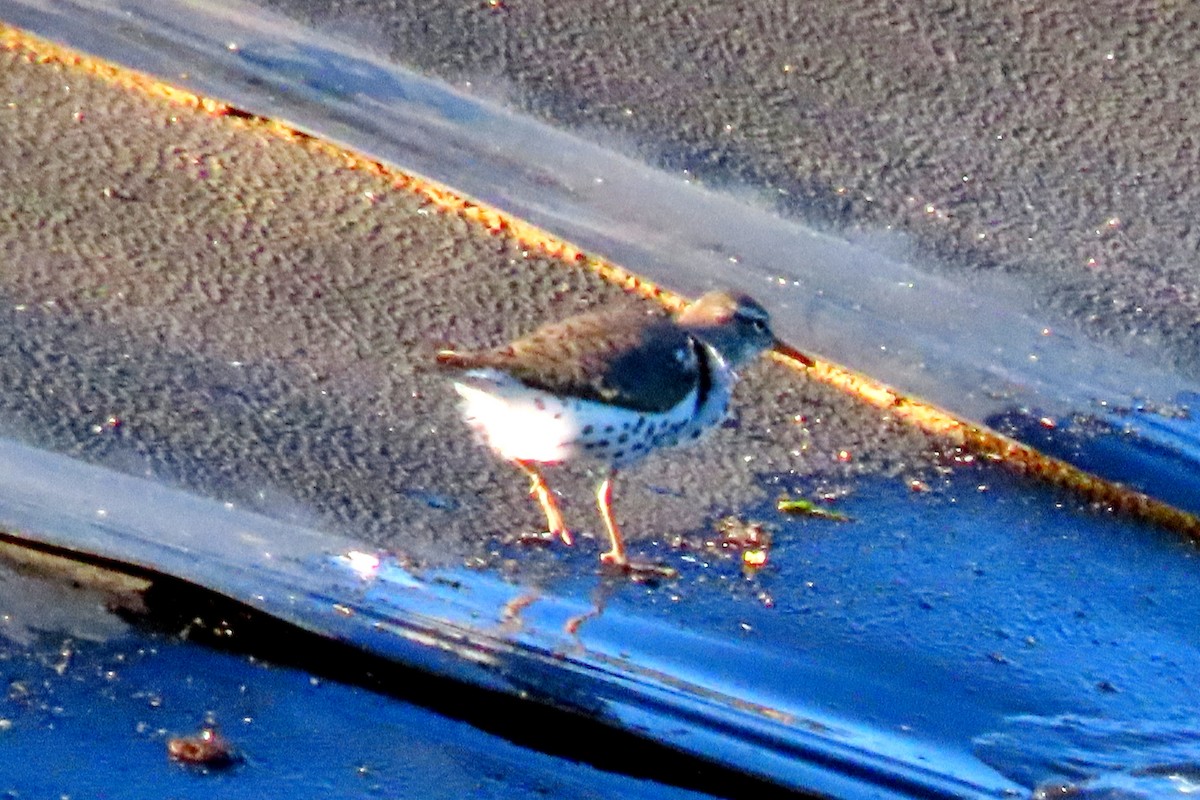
[{"x1": 690, "y1": 338, "x2": 736, "y2": 421}]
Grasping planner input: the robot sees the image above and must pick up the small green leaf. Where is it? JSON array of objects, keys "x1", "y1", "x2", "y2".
[{"x1": 776, "y1": 497, "x2": 851, "y2": 522}]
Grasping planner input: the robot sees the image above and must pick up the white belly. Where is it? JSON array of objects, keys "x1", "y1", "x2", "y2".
[{"x1": 452, "y1": 367, "x2": 728, "y2": 468}]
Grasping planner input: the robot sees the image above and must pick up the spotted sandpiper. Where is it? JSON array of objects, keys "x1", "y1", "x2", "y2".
[{"x1": 436, "y1": 290, "x2": 774, "y2": 573}]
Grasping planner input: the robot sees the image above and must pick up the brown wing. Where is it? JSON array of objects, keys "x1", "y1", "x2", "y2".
[{"x1": 436, "y1": 307, "x2": 699, "y2": 413}]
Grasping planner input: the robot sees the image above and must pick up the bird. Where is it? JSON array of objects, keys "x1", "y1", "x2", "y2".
[{"x1": 436, "y1": 290, "x2": 775, "y2": 574}]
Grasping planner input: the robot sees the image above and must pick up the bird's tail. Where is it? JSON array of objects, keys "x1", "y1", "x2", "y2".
[{"x1": 435, "y1": 349, "x2": 476, "y2": 369}]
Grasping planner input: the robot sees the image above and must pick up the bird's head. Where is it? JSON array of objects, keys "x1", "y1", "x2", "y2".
[{"x1": 675, "y1": 291, "x2": 774, "y2": 367}]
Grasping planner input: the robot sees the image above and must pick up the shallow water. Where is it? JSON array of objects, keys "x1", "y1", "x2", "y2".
[
  {"x1": 0, "y1": 437, "x2": 1197, "y2": 796},
  {"x1": 0, "y1": 585, "x2": 713, "y2": 800}
]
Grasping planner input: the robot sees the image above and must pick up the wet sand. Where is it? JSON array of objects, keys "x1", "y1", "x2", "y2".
[
  {"x1": 258, "y1": 0, "x2": 1200, "y2": 380},
  {"x1": 0, "y1": 40, "x2": 941, "y2": 565}
]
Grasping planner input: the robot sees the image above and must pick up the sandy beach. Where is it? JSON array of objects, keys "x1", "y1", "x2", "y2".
[
  {"x1": 0, "y1": 36, "x2": 940, "y2": 563},
  {"x1": 260, "y1": 0, "x2": 1200, "y2": 380}
]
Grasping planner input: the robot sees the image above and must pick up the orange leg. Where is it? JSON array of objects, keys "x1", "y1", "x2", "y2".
[
  {"x1": 516, "y1": 460, "x2": 572, "y2": 545},
  {"x1": 595, "y1": 470, "x2": 627, "y2": 566}
]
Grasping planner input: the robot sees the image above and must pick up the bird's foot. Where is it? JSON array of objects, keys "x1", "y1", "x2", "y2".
[
  {"x1": 600, "y1": 551, "x2": 678, "y2": 582},
  {"x1": 514, "y1": 528, "x2": 574, "y2": 547}
]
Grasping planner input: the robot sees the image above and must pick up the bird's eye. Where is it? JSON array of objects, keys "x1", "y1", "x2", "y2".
[{"x1": 751, "y1": 319, "x2": 767, "y2": 331}]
